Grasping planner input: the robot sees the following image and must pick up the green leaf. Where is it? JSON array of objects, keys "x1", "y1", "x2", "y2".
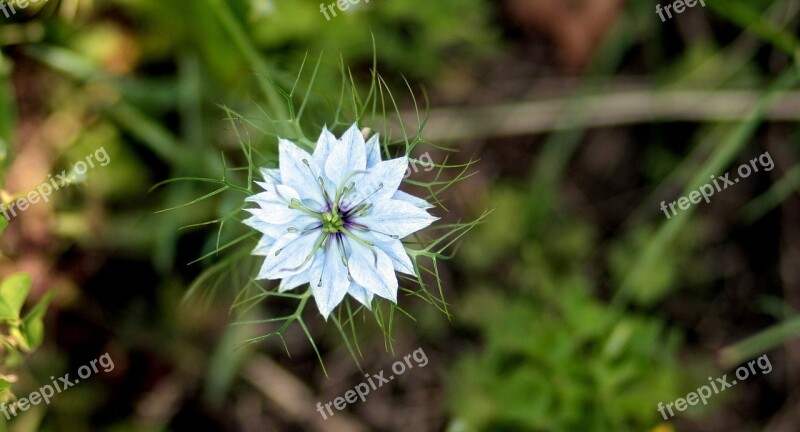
[
  {"x1": 3, "y1": 347, "x2": 22, "y2": 368},
  {"x1": 22, "y1": 289, "x2": 55, "y2": 350},
  {"x1": 0, "y1": 274, "x2": 31, "y2": 321}
]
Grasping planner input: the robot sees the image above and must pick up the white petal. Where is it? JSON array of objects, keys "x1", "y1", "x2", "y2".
[
  {"x1": 246, "y1": 183, "x2": 326, "y2": 214},
  {"x1": 365, "y1": 134, "x2": 381, "y2": 167},
  {"x1": 366, "y1": 234, "x2": 416, "y2": 276},
  {"x1": 279, "y1": 271, "x2": 310, "y2": 293},
  {"x1": 252, "y1": 235, "x2": 276, "y2": 256},
  {"x1": 339, "y1": 157, "x2": 408, "y2": 212},
  {"x1": 243, "y1": 215, "x2": 284, "y2": 239},
  {"x1": 243, "y1": 213, "x2": 318, "y2": 239},
  {"x1": 279, "y1": 138, "x2": 326, "y2": 210},
  {"x1": 256, "y1": 231, "x2": 322, "y2": 280},
  {"x1": 392, "y1": 190, "x2": 434, "y2": 209},
  {"x1": 279, "y1": 255, "x2": 321, "y2": 292},
  {"x1": 347, "y1": 282, "x2": 374, "y2": 309},
  {"x1": 346, "y1": 239, "x2": 398, "y2": 302},
  {"x1": 356, "y1": 199, "x2": 438, "y2": 239},
  {"x1": 324, "y1": 124, "x2": 366, "y2": 194},
  {"x1": 246, "y1": 204, "x2": 306, "y2": 225},
  {"x1": 312, "y1": 126, "x2": 338, "y2": 167},
  {"x1": 254, "y1": 180, "x2": 274, "y2": 191},
  {"x1": 259, "y1": 167, "x2": 281, "y2": 183},
  {"x1": 245, "y1": 184, "x2": 300, "y2": 206},
  {"x1": 310, "y1": 238, "x2": 350, "y2": 319}
]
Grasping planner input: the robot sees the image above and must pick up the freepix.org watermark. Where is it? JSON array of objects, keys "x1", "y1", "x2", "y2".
[
  {"x1": 660, "y1": 151, "x2": 774, "y2": 220},
  {"x1": 316, "y1": 347, "x2": 428, "y2": 420},
  {"x1": 655, "y1": 0, "x2": 706, "y2": 23},
  {"x1": 1, "y1": 352, "x2": 114, "y2": 420},
  {"x1": 657, "y1": 354, "x2": 772, "y2": 420},
  {"x1": 0, "y1": 0, "x2": 48, "y2": 19},
  {"x1": 404, "y1": 152, "x2": 434, "y2": 179},
  {"x1": 0, "y1": 146, "x2": 111, "y2": 222},
  {"x1": 319, "y1": 0, "x2": 371, "y2": 21}
]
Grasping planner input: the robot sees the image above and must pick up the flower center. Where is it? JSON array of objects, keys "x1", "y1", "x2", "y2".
[{"x1": 321, "y1": 211, "x2": 345, "y2": 233}]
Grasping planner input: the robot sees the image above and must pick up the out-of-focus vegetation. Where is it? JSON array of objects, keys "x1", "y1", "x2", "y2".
[
  {"x1": 0, "y1": 272, "x2": 52, "y2": 409},
  {"x1": 451, "y1": 193, "x2": 684, "y2": 430},
  {"x1": 0, "y1": 0, "x2": 798, "y2": 431}
]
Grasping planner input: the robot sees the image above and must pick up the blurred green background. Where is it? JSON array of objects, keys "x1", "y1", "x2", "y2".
[{"x1": 0, "y1": 0, "x2": 799, "y2": 430}]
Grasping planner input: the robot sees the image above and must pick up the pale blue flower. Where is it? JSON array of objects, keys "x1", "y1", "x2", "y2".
[{"x1": 244, "y1": 124, "x2": 437, "y2": 319}]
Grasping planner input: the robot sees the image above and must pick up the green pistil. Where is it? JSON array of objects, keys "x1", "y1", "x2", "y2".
[{"x1": 321, "y1": 211, "x2": 345, "y2": 233}]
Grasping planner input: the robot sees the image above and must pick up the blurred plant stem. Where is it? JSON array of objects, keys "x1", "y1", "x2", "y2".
[
  {"x1": 400, "y1": 88, "x2": 800, "y2": 142},
  {"x1": 719, "y1": 315, "x2": 800, "y2": 368}
]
